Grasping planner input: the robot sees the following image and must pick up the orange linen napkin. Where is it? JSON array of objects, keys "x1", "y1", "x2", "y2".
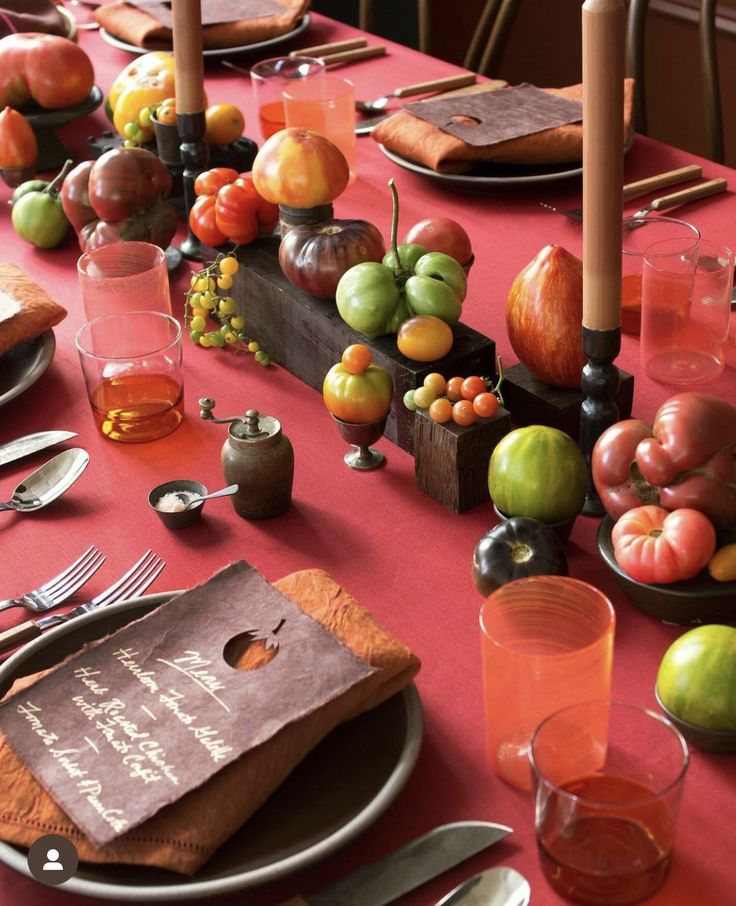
[
  {"x1": 0, "y1": 264, "x2": 67, "y2": 357},
  {"x1": 373, "y1": 79, "x2": 635, "y2": 174},
  {"x1": 94, "y1": 0, "x2": 310, "y2": 50},
  {"x1": 0, "y1": 568, "x2": 420, "y2": 875}
]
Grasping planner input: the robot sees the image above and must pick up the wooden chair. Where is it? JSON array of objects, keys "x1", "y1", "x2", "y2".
[
  {"x1": 627, "y1": 0, "x2": 724, "y2": 162},
  {"x1": 359, "y1": 0, "x2": 432, "y2": 53},
  {"x1": 462, "y1": 0, "x2": 522, "y2": 76}
]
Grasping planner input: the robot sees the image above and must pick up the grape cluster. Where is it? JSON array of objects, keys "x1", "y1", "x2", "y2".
[
  {"x1": 184, "y1": 253, "x2": 271, "y2": 365},
  {"x1": 403, "y1": 359, "x2": 504, "y2": 426}
]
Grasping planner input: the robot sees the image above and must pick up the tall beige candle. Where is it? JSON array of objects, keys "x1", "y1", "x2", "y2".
[
  {"x1": 172, "y1": 0, "x2": 206, "y2": 115},
  {"x1": 582, "y1": 0, "x2": 626, "y2": 331}
]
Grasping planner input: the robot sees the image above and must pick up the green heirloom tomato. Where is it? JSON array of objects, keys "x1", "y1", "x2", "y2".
[
  {"x1": 488, "y1": 425, "x2": 587, "y2": 524},
  {"x1": 10, "y1": 160, "x2": 71, "y2": 249},
  {"x1": 382, "y1": 242, "x2": 427, "y2": 273},
  {"x1": 404, "y1": 274, "x2": 462, "y2": 322},
  {"x1": 10, "y1": 179, "x2": 49, "y2": 205},
  {"x1": 322, "y1": 360, "x2": 393, "y2": 423},
  {"x1": 336, "y1": 262, "x2": 402, "y2": 338}
]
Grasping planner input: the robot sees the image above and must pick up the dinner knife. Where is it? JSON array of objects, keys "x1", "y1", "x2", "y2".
[
  {"x1": 280, "y1": 820, "x2": 513, "y2": 906},
  {"x1": 0, "y1": 431, "x2": 77, "y2": 468}
]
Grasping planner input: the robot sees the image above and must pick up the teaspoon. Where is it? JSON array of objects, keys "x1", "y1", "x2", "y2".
[
  {"x1": 0, "y1": 449, "x2": 89, "y2": 513},
  {"x1": 176, "y1": 483, "x2": 239, "y2": 510},
  {"x1": 435, "y1": 866, "x2": 531, "y2": 906}
]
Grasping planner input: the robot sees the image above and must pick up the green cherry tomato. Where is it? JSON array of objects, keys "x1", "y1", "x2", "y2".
[{"x1": 11, "y1": 191, "x2": 69, "y2": 248}]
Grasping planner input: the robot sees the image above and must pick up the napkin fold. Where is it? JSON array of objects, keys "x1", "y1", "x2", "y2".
[
  {"x1": 0, "y1": 568, "x2": 420, "y2": 875},
  {"x1": 94, "y1": 0, "x2": 310, "y2": 49},
  {"x1": 0, "y1": 0, "x2": 67, "y2": 38},
  {"x1": 373, "y1": 79, "x2": 635, "y2": 174},
  {"x1": 0, "y1": 264, "x2": 67, "y2": 357}
]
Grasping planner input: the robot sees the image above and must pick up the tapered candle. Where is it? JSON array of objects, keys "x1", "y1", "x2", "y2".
[
  {"x1": 172, "y1": 0, "x2": 206, "y2": 115},
  {"x1": 582, "y1": 0, "x2": 626, "y2": 331}
]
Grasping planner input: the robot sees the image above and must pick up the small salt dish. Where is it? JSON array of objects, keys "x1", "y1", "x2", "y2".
[{"x1": 148, "y1": 479, "x2": 208, "y2": 529}]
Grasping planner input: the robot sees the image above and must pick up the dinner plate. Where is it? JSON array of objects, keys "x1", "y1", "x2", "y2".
[
  {"x1": 99, "y1": 14, "x2": 311, "y2": 58},
  {"x1": 0, "y1": 331, "x2": 55, "y2": 409},
  {"x1": 0, "y1": 591, "x2": 423, "y2": 901}
]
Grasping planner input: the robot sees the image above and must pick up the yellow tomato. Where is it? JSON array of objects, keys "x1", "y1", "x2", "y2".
[
  {"x1": 205, "y1": 103, "x2": 245, "y2": 146},
  {"x1": 110, "y1": 52, "x2": 177, "y2": 143},
  {"x1": 154, "y1": 97, "x2": 177, "y2": 125},
  {"x1": 396, "y1": 315, "x2": 454, "y2": 362}
]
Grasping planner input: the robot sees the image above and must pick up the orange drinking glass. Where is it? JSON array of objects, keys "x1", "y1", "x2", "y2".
[
  {"x1": 77, "y1": 241, "x2": 172, "y2": 323},
  {"x1": 479, "y1": 576, "x2": 615, "y2": 791},
  {"x1": 530, "y1": 700, "x2": 689, "y2": 905},
  {"x1": 249, "y1": 56, "x2": 325, "y2": 144},
  {"x1": 283, "y1": 76, "x2": 357, "y2": 184}
]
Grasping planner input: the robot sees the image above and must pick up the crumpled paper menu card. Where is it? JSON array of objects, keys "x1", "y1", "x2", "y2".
[
  {"x1": 373, "y1": 79, "x2": 635, "y2": 174},
  {"x1": 0, "y1": 565, "x2": 420, "y2": 872},
  {"x1": 94, "y1": 0, "x2": 310, "y2": 49}
]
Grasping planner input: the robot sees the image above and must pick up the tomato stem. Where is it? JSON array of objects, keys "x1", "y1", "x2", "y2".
[
  {"x1": 388, "y1": 178, "x2": 409, "y2": 281},
  {"x1": 44, "y1": 159, "x2": 73, "y2": 198},
  {"x1": 490, "y1": 355, "x2": 506, "y2": 407}
]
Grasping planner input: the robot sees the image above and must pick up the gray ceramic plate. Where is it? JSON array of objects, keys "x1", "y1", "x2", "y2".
[
  {"x1": 0, "y1": 331, "x2": 55, "y2": 409},
  {"x1": 99, "y1": 14, "x2": 310, "y2": 58},
  {"x1": 0, "y1": 591, "x2": 423, "y2": 901}
]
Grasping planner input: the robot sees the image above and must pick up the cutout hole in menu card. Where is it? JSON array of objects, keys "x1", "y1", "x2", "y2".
[
  {"x1": 0, "y1": 562, "x2": 376, "y2": 847},
  {"x1": 405, "y1": 83, "x2": 583, "y2": 147}
]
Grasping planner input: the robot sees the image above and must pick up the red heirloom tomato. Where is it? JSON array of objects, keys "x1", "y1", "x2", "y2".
[
  {"x1": 251, "y1": 127, "x2": 349, "y2": 208},
  {"x1": 592, "y1": 392, "x2": 736, "y2": 529},
  {"x1": 322, "y1": 344, "x2": 393, "y2": 424},
  {"x1": 60, "y1": 159, "x2": 96, "y2": 232},
  {"x1": 403, "y1": 217, "x2": 473, "y2": 265},
  {"x1": 0, "y1": 106, "x2": 37, "y2": 170},
  {"x1": 194, "y1": 167, "x2": 239, "y2": 196},
  {"x1": 0, "y1": 33, "x2": 94, "y2": 110},
  {"x1": 189, "y1": 194, "x2": 227, "y2": 247},
  {"x1": 88, "y1": 147, "x2": 172, "y2": 222},
  {"x1": 611, "y1": 505, "x2": 717, "y2": 584}
]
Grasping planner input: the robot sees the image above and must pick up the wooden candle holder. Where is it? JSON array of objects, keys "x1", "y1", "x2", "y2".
[{"x1": 232, "y1": 238, "x2": 496, "y2": 454}]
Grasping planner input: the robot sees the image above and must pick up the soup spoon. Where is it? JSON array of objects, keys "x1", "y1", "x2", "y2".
[
  {"x1": 435, "y1": 866, "x2": 531, "y2": 906},
  {"x1": 0, "y1": 449, "x2": 89, "y2": 513}
]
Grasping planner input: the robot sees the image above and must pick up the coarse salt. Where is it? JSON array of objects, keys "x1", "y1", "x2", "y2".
[{"x1": 155, "y1": 491, "x2": 197, "y2": 513}]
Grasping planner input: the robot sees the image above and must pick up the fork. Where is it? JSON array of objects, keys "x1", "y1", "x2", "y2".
[
  {"x1": 0, "y1": 546, "x2": 106, "y2": 615},
  {"x1": 540, "y1": 164, "x2": 704, "y2": 221},
  {"x1": 0, "y1": 550, "x2": 165, "y2": 656}
]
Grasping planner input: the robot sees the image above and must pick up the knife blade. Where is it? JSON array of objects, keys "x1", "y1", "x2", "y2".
[
  {"x1": 280, "y1": 821, "x2": 513, "y2": 906},
  {"x1": 0, "y1": 431, "x2": 77, "y2": 468}
]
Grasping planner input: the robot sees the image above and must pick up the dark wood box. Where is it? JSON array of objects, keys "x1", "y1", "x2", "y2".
[{"x1": 232, "y1": 238, "x2": 497, "y2": 454}]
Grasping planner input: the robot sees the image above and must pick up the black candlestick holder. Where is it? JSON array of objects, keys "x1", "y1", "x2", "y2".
[
  {"x1": 580, "y1": 326, "x2": 621, "y2": 516},
  {"x1": 177, "y1": 110, "x2": 209, "y2": 261}
]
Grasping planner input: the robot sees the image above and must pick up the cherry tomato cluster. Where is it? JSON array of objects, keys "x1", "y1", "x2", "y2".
[
  {"x1": 403, "y1": 359, "x2": 505, "y2": 427},
  {"x1": 185, "y1": 252, "x2": 270, "y2": 365}
]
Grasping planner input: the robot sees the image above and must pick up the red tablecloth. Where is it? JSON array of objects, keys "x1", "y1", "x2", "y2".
[{"x1": 0, "y1": 13, "x2": 734, "y2": 906}]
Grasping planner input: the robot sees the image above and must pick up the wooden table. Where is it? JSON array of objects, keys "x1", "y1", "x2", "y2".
[{"x1": 0, "y1": 13, "x2": 734, "y2": 906}]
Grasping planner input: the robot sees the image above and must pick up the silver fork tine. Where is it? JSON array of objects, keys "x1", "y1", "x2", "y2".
[
  {"x1": 34, "y1": 545, "x2": 99, "y2": 595},
  {"x1": 40, "y1": 549, "x2": 107, "y2": 600},
  {"x1": 89, "y1": 550, "x2": 155, "y2": 606},
  {"x1": 121, "y1": 560, "x2": 166, "y2": 601}
]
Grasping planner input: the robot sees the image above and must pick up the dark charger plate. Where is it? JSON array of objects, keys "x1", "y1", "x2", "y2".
[
  {"x1": 0, "y1": 593, "x2": 423, "y2": 901},
  {"x1": 0, "y1": 331, "x2": 55, "y2": 408},
  {"x1": 597, "y1": 516, "x2": 736, "y2": 625}
]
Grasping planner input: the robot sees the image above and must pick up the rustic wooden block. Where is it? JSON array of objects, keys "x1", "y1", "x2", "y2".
[
  {"x1": 233, "y1": 238, "x2": 497, "y2": 454},
  {"x1": 501, "y1": 363, "x2": 634, "y2": 439},
  {"x1": 413, "y1": 407, "x2": 512, "y2": 513}
]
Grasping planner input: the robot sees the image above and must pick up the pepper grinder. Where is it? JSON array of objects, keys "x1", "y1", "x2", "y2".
[{"x1": 199, "y1": 398, "x2": 294, "y2": 519}]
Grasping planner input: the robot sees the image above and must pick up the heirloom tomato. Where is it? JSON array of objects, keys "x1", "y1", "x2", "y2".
[
  {"x1": 592, "y1": 392, "x2": 736, "y2": 529},
  {"x1": 204, "y1": 103, "x2": 245, "y2": 146},
  {"x1": 396, "y1": 315, "x2": 453, "y2": 362},
  {"x1": 0, "y1": 33, "x2": 94, "y2": 110},
  {"x1": 109, "y1": 51, "x2": 176, "y2": 143},
  {"x1": 472, "y1": 517, "x2": 569, "y2": 597},
  {"x1": 657, "y1": 625, "x2": 736, "y2": 730},
  {"x1": 322, "y1": 345, "x2": 393, "y2": 424},
  {"x1": 251, "y1": 128, "x2": 349, "y2": 207},
  {"x1": 11, "y1": 160, "x2": 71, "y2": 248},
  {"x1": 611, "y1": 505, "x2": 716, "y2": 584},
  {"x1": 488, "y1": 425, "x2": 587, "y2": 524},
  {"x1": 403, "y1": 216, "x2": 473, "y2": 266},
  {"x1": 189, "y1": 195, "x2": 227, "y2": 247},
  {"x1": 0, "y1": 106, "x2": 37, "y2": 171},
  {"x1": 88, "y1": 146, "x2": 172, "y2": 222},
  {"x1": 278, "y1": 218, "x2": 385, "y2": 300},
  {"x1": 194, "y1": 167, "x2": 239, "y2": 197}
]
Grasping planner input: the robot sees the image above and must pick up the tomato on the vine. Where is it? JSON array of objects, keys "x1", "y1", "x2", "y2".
[
  {"x1": 461, "y1": 376, "x2": 486, "y2": 401},
  {"x1": 611, "y1": 505, "x2": 717, "y2": 584},
  {"x1": 473, "y1": 392, "x2": 499, "y2": 419},
  {"x1": 452, "y1": 400, "x2": 477, "y2": 426}
]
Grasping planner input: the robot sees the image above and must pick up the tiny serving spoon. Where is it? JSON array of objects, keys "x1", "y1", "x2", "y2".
[
  {"x1": 435, "y1": 866, "x2": 531, "y2": 906},
  {"x1": 176, "y1": 483, "x2": 239, "y2": 510},
  {"x1": 0, "y1": 448, "x2": 89, "y2": 513}
]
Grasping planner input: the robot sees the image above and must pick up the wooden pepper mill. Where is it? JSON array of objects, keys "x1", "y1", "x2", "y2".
[{"x1": 199, "y1": 398, "x2": 294, "y2": 519}]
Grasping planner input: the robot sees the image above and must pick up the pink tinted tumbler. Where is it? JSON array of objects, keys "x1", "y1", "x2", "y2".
[{"x1": 479, "y1": 576, "x2": 615, "y2": 790}]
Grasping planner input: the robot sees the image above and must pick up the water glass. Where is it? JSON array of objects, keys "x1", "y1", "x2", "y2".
[
  {"x1": 479, "y1": 576, "x2": 615, "y2": 791},
  {"x1": 621, "y1": 217, "x2": 700, "y2": 335},
  {"x1": 283, "y1": 76, "x2": 357, "y2": 183},
  {"x1": 250, "y1": 56, "x2": 326, "y2": 144},
  {"x1": 530, "y1": 700, "x2": 689, "y2": 905},
  {"x1": 75, "y1": 312, "x2": 183, "y2": 443},
  {"x1": 77, "y1": 241, "x2": 172, "y2": 323},
  {"x1": 641, "y1": 236, "x2": 733, "y2": 385}
]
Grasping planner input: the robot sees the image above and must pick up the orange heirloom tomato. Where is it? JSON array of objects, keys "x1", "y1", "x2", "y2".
[
  {"x1": 189, "y1": 194, "x2": 227, "y2": 247},
  {"x1": 0, "y1": 106, "x2": 37, "y2": 169},
  {"x1": 396, "y1": 315, "x2": 453, "y2": 362},
  {"x1": 0, "y1": 33, "x2": 94, "y2": 110},
  {"x1": 323, "y1": 348, "x2": 393, "y2": 424},
  {"x1": 109, "y1": 51, "x2": 177, "y2": 144},
  {"x1": 252, "y1": 127, "x2": 349, "y2": 207},
  {"x1": 194, "y1": 167, "x2": 239, "y2": 197}
]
